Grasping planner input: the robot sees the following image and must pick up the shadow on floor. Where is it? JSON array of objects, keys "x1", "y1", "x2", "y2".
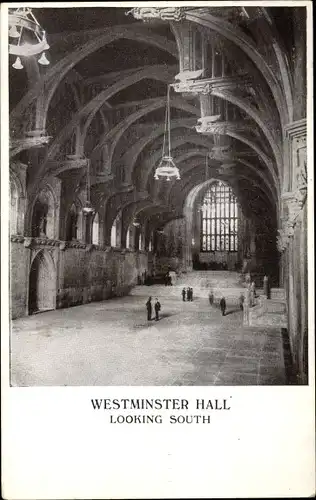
[
  {"x1": 225, "y1": 308, "x2": 242, "y2": 316},
  {"x1": 159, "y1": 312, "x2": 176, "y2": 319},
  {"x1": 132, "y1": 313, "x2": 176, "y2": 329}
]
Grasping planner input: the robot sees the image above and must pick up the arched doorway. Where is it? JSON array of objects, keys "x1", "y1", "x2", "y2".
[{"x1": 28, "y1": 251, "x2": 56, "y2": 315}]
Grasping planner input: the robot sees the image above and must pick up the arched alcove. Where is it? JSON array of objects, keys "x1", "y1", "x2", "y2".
[
  {"x1": 31, "y1": 188, "x2": 56, "y2": 239},
  {"x1": 138, "y1": 230, "x2": 143, "y2": 251},
  {"x1": 66, "y1": 201, "x2": 83, "y2": 242},
  {"x1": 92, "y1": 212, "x2": 100, "y2": 245},
  {"x1": 28, "y1": 251, "x2": 56, "y2": 314},
  {"x1": 111, "y1": 211, "x2": 122, "y2": 248}
]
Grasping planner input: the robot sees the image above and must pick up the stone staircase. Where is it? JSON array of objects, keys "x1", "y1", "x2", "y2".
[
  {"x1": 131, "y1": 271, "x2": 288, "y2": 328},
  {"x1": 130, "y1": 271, "x2": 262, "y2": 306}
]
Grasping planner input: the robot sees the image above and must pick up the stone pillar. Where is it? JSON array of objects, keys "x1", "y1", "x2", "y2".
[{"x1": 280, "y1": 118, "x2": 307, "y2": 383}]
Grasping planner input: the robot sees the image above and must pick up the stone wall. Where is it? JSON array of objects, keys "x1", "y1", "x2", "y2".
[
  {"x1": 284, "y1": 203, "x2": 307, "y2": 383},
  {"x1": 10, "y1": 238, "x2": 30, "y2": 319},
  {"x1": 10, "y1": 237, "x2": 149, "y2": 318},
  {"x1": 280, "y1": 118, "x2": 307, "y2": 384}
]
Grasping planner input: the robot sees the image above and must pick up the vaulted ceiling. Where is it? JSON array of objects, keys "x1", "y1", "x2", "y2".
[{"x1": 9, "y1": 6, "x2": 306, "y2": 234}]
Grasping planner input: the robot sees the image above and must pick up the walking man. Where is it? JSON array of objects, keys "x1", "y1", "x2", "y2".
[
  {"x1": 209, "y1": 292, "x2": 214, "y2": 305},
  {"x1": 154, "y1": 298, "x2": 161, "y2": 321},
  {"x1": 187, "y1": 287, "x2": 191, "y2": 301},
  {"x1": 146, "y1": 296, "x2": 152, "y2": 321},
  {"x1": 182, "y1": 288, "x2": 186, "y2": 301},
  {"x1": 220, "y1": 296, "x2": 226, "y2": 316},
  {"x1": 190, "y1": 287, "x2": 194, "y2": 302}
]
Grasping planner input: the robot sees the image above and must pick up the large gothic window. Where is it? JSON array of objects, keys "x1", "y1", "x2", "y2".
[{"x1": 201, "y1": 181, "x2": 238, "y2": 252}]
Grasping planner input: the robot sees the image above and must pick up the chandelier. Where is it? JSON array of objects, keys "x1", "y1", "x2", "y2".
[
  {"x1": 154, "y1": 85, "x2": 180, "y2": 182},
  {"x1": 9, "y1": 7, "x2": 50, "y2": 70},
  {"x1": 82, "y1": 159, "x2": 95, "y2": 215}
]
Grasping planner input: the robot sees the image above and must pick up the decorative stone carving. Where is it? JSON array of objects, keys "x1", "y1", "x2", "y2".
[
  {"x1": 24, "y1": 237, "x2": 32, "y2": 248},
  {"x1": 59, "y1": 241, "x2": 67, "y2": 251},
  {"x1": 172, "y1": 80, "x2": 211, "y2": 95},
  {"x1": 172, "y1": 74, "x2": 251, "y2": 97},
  {"x1": 67, "y1": 241, "x2": 87, "y2": 249},
  {"x1": 10, "y1": 131, "x2": 52, "y2": 158},
  {"x1": 175, "y1": 69, "x2": 204, "y2": 82},
  {"x1": 209, "y1": 145, "x2": 235, "y2": 162},
  {"x1": 277, "y1": 219, "x2": 295, "y2": 253},
  {"x1": 195, "y1": 118, "x2": 250, "y2": 135},
  {"x1": 127, "y1": 7, "x2": 186, "y2": 21},
  {"x1": 10, "y1": 235, "x2": 24, "y2": 243}
]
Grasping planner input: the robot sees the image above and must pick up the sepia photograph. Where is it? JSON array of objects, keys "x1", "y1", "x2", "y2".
[
  {"x1": 2, "y1": 3, "x2": 315, "y2": 500},
  {"x1": 6, "y1": 3, "x2": 309, "y2": 387}
]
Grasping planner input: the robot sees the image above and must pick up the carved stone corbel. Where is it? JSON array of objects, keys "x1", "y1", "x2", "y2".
[
  {"x1": 277, "y1": 218, "x2": 295, "y2": 253},
  {"x1": 127, "y1": 7, "x2": 187, "y2": 22},
  {"x1": 24, "y1": 237, "x2": 33, "y2": 248}
]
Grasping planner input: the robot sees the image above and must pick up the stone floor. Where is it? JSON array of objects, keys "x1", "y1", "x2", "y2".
[{"x1": 11, "y1": 290, "x2": 288, "y2": 386}]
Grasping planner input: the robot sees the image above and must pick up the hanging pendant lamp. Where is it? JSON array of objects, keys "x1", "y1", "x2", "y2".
[
  {"x1": 9, "y1": 7, "x2": 50, "y2": 69},
  {"x1": 38, "y1": 51, "x2": 50, "y2": 66},
  {"x1": 154, "y1": 85, "x2": 180, "y2": 182},
  {"x1": 82, "y1": 159, "x2": 95, "y2": 215}
]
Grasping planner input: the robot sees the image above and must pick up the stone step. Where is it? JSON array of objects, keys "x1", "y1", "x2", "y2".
[{"x1": 130, "y1": 285, "x2": 264, "y2": 305}]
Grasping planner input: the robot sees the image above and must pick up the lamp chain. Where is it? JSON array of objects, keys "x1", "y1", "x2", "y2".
[{"x1": 87, "y1": 159, "x2": 91, "y2": 203}]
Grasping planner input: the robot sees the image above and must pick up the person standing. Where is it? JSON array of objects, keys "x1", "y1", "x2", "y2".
[
  {"x1": 220, "y1": 297, "x2": 226, "y2": 316},
  {"x1": 209, "y1": 291, "x2": 214, "y2": 305},
  {"x1": 182, "y1": 288, "x2": 186, "y2": 301},
  {"x1": 190, "y1": 287, "x2": 194, "y2": 302},
  {"x1": 164, "y1": 273, "x2": 168, "y2": 286},
  {"x1": 187, "y1": 287, "x2": 191, "y2": 302},
  {"x1": 154, "y1": 298, "x2": 161, "y2": 321},
  {"x1": 250, "y1": 281, "x2": 256, "y2": 307},
  {"x1": 146, "y1": 296, "x2": 152, "y2": 321},
  {"x1": 239, "y1": 293, "x2": 244, "y2": 311}
]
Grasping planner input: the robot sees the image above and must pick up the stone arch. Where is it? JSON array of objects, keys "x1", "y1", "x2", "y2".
[
  {"x1": 140, "y1": 133, "x2": 211, "y2": 192},
  {"x1": 91, "y1": 96, "x2": 200, "y2": 171},
  {"x1": 212, "y1": 88, "x2": 283, "y2": 175},
  {"x1": 163, "y1": 157, "x2": 276, "y2": 209},
  {"x1": 82, "y1": 65, "x2": 177, "y2": 139},
  {"x1": 10, "y1": 165, "x2": 26, "y2": 236},
  {"x1": 185, "y1": 11, "x2": 289, "y2": 125},
  {"x1": 28, "y1": 249, "x2": 56, "y2": 315},
  {"x1": 123, "y1": 117, "x2": 196, "y2": 185},
  {"x1": 10, "y1": 27, "x2": 178, "y2": 136},
  {"x1": 47, "y1": 65, "x2": 177, "y2": 164},
  {"x1": 10, "y1": 175, "x2": 20, "y2": 236},
  {"x1": 121, "y1": 199, "x2": 153, "y2": 248}
]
